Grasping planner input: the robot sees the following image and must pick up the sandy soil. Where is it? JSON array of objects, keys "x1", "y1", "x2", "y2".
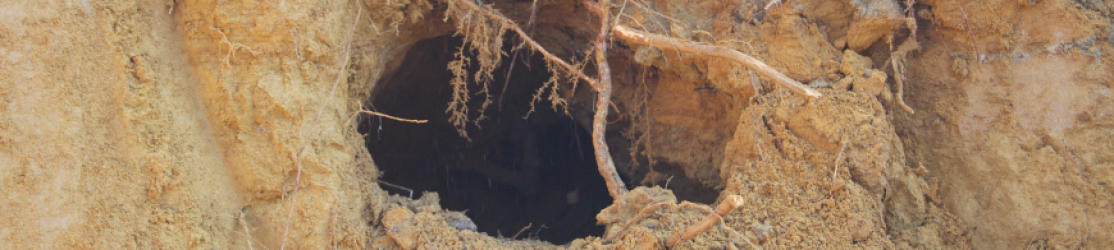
[{"x1": 1, "y1": 0, "x2": 1111, "y2": 249}]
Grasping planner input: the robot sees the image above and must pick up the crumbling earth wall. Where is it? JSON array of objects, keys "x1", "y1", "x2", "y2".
[
  {"x1": 0, "y1": 0, "x2": 442, "y2": 248},
  {"x1": 1, "y1": 0, "x2": 1111, "y2": 249}
]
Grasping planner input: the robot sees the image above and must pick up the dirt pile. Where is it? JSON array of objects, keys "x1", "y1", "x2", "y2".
[{"x1": 1, "y1": 0, "x2": 1111, "y2": 249}]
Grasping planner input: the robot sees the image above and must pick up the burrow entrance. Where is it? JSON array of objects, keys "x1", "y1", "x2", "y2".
[
  {"x1": 361, "y1": 33, "x2": 722, "y2": 244},
  {"x1": 361, "y1": 35, "x2": 611, "y2": 244}
]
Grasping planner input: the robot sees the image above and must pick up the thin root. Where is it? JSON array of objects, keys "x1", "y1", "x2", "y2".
[
  {"x1": 512, "y1": 223, "x2": 532, "y2": 239},
  {"x1": 955, "y1": 0, "x2": 980, "y2": 63},
  {"x1": 211, "y1": 26, "x2": 261, "y2": 69}
]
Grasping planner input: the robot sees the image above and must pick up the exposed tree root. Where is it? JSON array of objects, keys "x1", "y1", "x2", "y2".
[
  {"x1": 442, "y1": 0, "x2": 818, "y2": 201},
  {"x1": 889, "y1": 1, "x2": 920, "y2": 114},
  {"x1": 443, "y1": 0, "x2": 818, "y2": 202},
  {"x1": 587, "y1": 0, "x2": 629, "y2": 199},
  {"x1": 890, "y1": 35, "x2": 918, "y2": 114},
  {"x1": 606, "y1": 195, "x2": 757, "y2": 249},
  {"x1": 444, "y1": 0, "x2": 627, "y2": 199},
  {"x1": 665, "y1": 195, "x2": 746, "y2": 248},
  {"x1": 611, "y1": 25, "x2": 822, "y2": 98}
]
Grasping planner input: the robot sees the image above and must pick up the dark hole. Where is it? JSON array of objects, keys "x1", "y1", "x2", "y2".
[{"x1": 361, "y1": 35, "x2": 611, "y2": 244}]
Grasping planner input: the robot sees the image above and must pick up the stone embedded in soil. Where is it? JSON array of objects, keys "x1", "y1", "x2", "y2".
[
  {"x1": 382, "y1": 206, "x2": 421, "y2": 250},
  {"x1": 445, "y1": 211, "x2": 478, "y2": 232},
  {"x1": 846, "y1": 0, "x2": 906, "y2": 51}
]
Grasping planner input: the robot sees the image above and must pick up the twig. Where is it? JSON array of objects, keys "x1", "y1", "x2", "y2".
[
  {"x1": 230, "y1": 211, "x2": 273, "y2": 250},
  {"x1": 666, "y1": 195, "x2": 745, "y2": 247},
  {"x1": 832, "y1": 140, "x2": 847, "y2": 182},
  {"x1": 377, "y1": 180, "x2": 414, "y2": 199},
  {"x1": 625, "y1": 0, "x2": 686, "y2": 30},
  {"x1": 527, "y1": 0, "x2": 539, "y2": 29},
  {"x1": 237, "y1": 212, "x2": 256, "y2": 250},
  {"x1": 587, "y1": 0, "x2": 630, "y2": 199},
  {"x1": 512, "y1": 223, "x2": 532, "y2": 239},
  {"x1": 356, "y1": 110, "x2": 428, "y2": 124},
  {"x1": 355, "y1": 102, "x2": 384, "y2": 140},
  {"x1": 532, "y1": 224, "x2": 548, "y2": 239},
  {"x1": 611, "y1": 25, "x2": 822, "y2": 98},
  {"x1": 331, "y1": 198, "x2": 339, "y2": 250},
  {"x1": 614, "y1": 0, "x2": 629, "y2": 27},
  {"x1": 290, "y1": 31, "x2": 303, "y2": 60},
  {"x1": 955, "y1": 0, "x2": 980, "y2": 63},
  {"x1": 721, "y1": 222, "x2": 761, "y2": 250},
  {"x1": 498, "y1": 0, "x2": 541, "y2": 113},
  {"x1": 280, "y1": 4, "x2": 361, "y2": 250},
  {"x1": 752, "y1": 113, "x2": 767, "y2": 162},
  {"x1": 498, "y1": 44, "x2": 520, "y2": 112},
  {"x1": 764, "y1": 0, "x2": 782, "y2": 10},
  {"x1": 606, "y1": 202, "x2": 671, "y2": 241},
  {"x1": 748, "y1": 69, "x2": 762, "y2": 94}
]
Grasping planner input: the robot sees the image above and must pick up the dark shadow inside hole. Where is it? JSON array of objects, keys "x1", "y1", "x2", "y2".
[{"x1": 360, "y1": 35, "x2": 611, "y2": 244}]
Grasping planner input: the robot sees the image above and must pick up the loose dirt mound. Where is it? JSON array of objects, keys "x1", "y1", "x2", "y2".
[{"x1": 2, "y1": 0, "x2": 1111, "y2": 249}]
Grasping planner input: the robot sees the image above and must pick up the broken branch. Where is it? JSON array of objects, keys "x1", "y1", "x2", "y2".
[{"x1": 611, "y1": 25, "x2": 822, "y2": 98}]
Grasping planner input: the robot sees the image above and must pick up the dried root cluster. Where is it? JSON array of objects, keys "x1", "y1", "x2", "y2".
[{"x1": 442, "y1": 0, "x2": 596, "y2": 140}]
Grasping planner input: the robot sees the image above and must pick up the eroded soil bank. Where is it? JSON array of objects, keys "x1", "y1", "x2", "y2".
[{"x1": 1, "y1": 0, "x2": 1111, "y2": 249}]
